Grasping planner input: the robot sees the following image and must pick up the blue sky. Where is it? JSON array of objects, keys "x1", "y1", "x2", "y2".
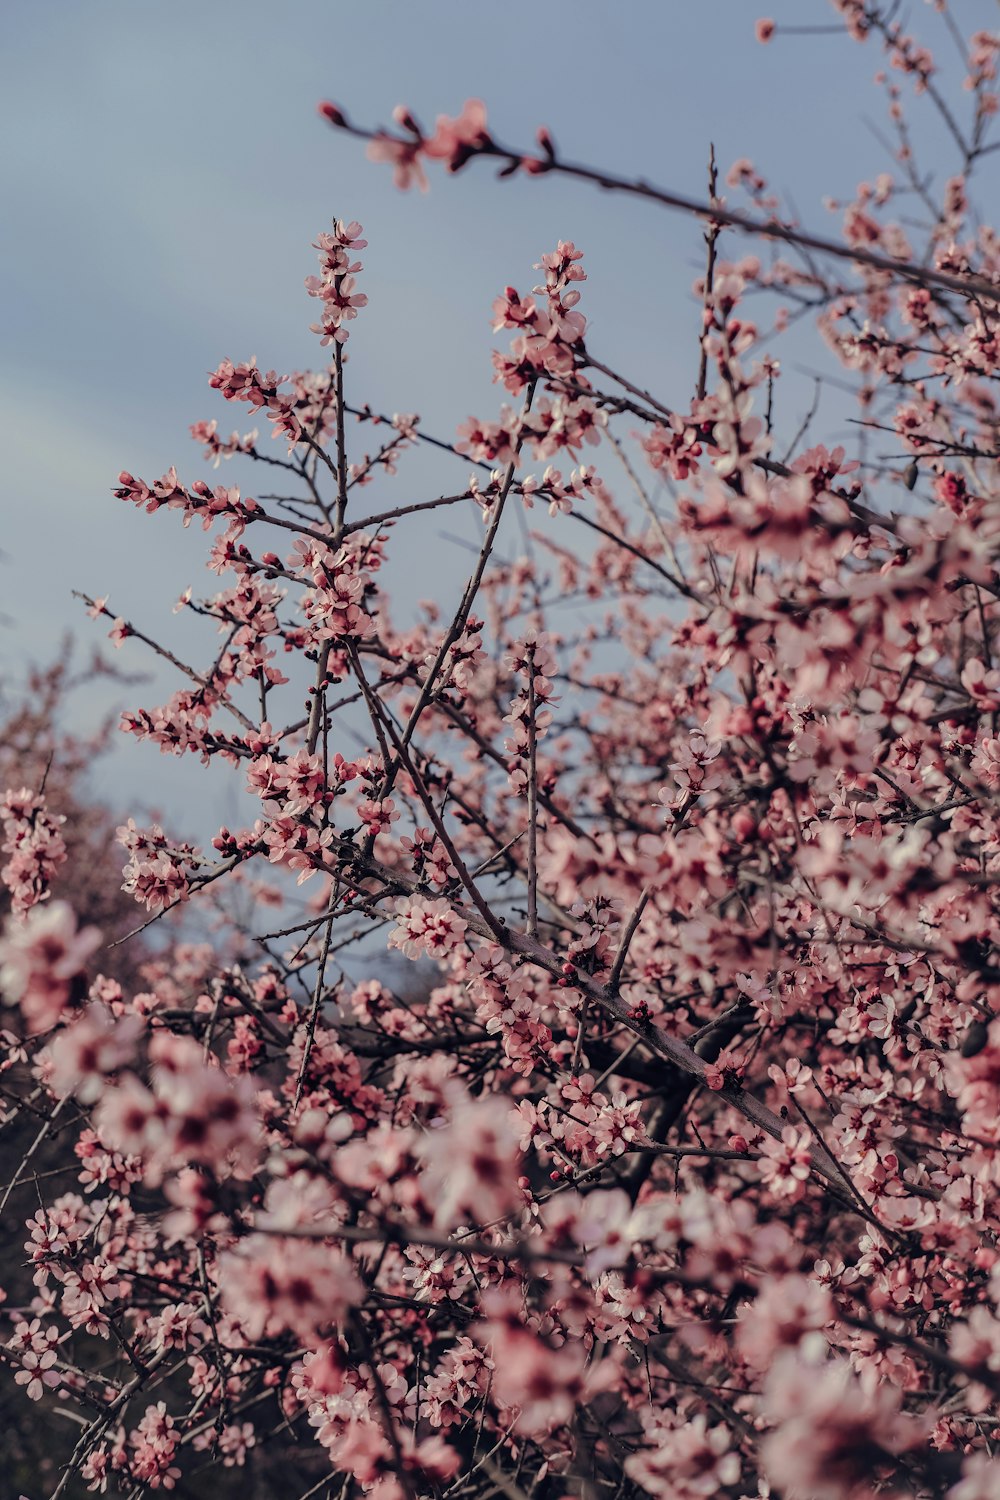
[{"x1": 3, "y1": 0, "x2": 996, "y2": 834}]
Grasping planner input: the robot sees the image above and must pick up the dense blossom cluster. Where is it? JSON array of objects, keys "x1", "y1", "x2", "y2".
[
  {"x1": 0, "y1": 786, "x2": 67, "y2": 916},
  {"x1": 4, "y1": 6, "x2": 1000, "y2": 1498},
  {"x1": 306, "y1": 218, "x2": 368, "y2": 346}
]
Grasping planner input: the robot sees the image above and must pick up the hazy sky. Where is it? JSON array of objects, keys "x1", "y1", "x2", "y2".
[{"x1": 3, "y1": 0, "x2": 996, "y2": 834}]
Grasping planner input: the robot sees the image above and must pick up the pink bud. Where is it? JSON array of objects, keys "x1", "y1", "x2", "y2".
[{"x1": 731, "y1": 808, "x2": 757, "y2": 843}]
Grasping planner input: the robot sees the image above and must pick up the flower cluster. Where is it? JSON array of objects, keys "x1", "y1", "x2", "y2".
[
  {"x1": 6, "y1": 16, "x2": 1000, "y2": 1498},
  {"x1": 388, "y1": 895, "x2": 468, "y2": 963},
  {"x1": 0, "y1": 786, "x2": 67, "y2": 915},
  {"x1": 503, "y1": 631, "x2": 559, "y2": 793},
  {"x1": 116, "y1": 818, "x2": 205, "y2": 911},
  {"x1": 189, "y1": 417, "x2": 258, "y2": 466},
  {"x1": 94, "y1": 1030, "x2": 261, "y2": 1187},
  {"x1": 114, "y1": 466, "x2": 258, "y2": 534},
  {"x1": 306, "y1": 218, "x2": 368, "y2": 345}
]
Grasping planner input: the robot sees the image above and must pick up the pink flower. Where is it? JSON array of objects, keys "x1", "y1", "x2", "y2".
[
  {"x1": 570, "y1": 1188, "x2": 658, "y2": 1275},
  {"x1": 419, "y1": 1089, "x2": 522, "y2": 1229},
  {"x1": 627, "y1": 1414, "x2": 741, "y2": 1497},
  {"x1": 761, "y1": 1353, "x2": 919, "y2": 1499},
  {"x1": 736, "y1": 1274, "x2": 833, "y2": 1368},
  {"x1": 0, "y1": 785, "x2": 67, "y2": 915},
  {"x1": 477, "y1": 1292, "x2": 587, "y2": 1436},
  {"x1": 366, "y1": 133, "x2": 428, "y2": 192},
  {"x1": 423, "y1": 99, "x2": 492, "y2": 171},
  {"x1": 758, "y1": 1127, "x2": 813, "y2": 1201},
  {"x1": 306, "y1": 219, "x2": 368, "y2": 345},
  {"x1": 950, "y1": 1454, "x2": 1000, "y2": 1500},
  {"x1": 388, "y1": 895, "x2": 468, "y2": 963},
  {"x1": 0, "y1": 901, "x2": 101, "y2": 1035},
  {"x1": 9, "y1": 1319, "x2": 61, "y2": 1401},
  {"x1": 45, "y1": 1003, "x2": 143, "y2": 1103},
  {"x1": 94, "y1": 1033, "x2": 260, "y2": 1187},
  {"x1": 218, "y1": 1234, "x2": 361, "y2": 1345},
  {"x1": 129, "y1": 1402, "x2": 181, "y2": 1490}
]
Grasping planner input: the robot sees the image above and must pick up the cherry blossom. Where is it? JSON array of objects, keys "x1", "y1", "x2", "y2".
[
  {"x1": 6, "y1": 12, "x2": 1000, "y2": 1494},
  {"x1": 0, "y1": 900, "x2": 101, "y2": 1034}
]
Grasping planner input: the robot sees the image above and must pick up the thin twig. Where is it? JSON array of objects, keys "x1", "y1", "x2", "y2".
[
  {"x1": 525, "y1": 643, "x2": 539, "y2": 939},
  {"x1": 696, "y1": 142, "x2": 720, "y2": 402}
]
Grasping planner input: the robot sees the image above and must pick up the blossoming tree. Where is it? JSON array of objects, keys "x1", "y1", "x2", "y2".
[{"x1": 4, "y1": 6, "x2": 1000, "y2": 1498}]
